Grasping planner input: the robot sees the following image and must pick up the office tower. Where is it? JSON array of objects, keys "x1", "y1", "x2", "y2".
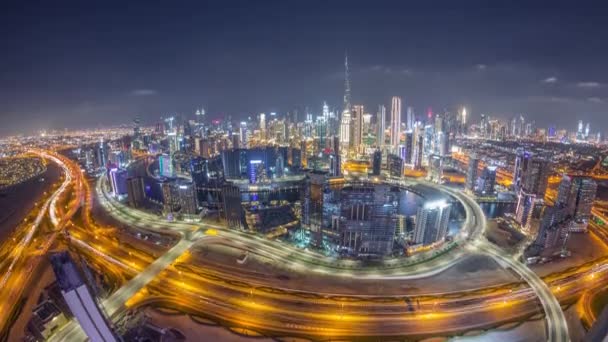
[
  {"x1": 340, "y1": 110, "x2": 351, "y2": 150},
  {"x1": 231, "y1": 132, "x2": 240, "y2": 149},
  {"x1": 315, "y1": 116, "x2": 328, "y2": 147},
  {"x1": 414, "y1": 200, "x2": 452, "y2": 245},
  {"x1": 248, "y1": 160, "x2": 266, "y2": 184},
  {"x1": 159, "y1": 154, "x2": 174, "y2": 177},
  {"x1": 161, "y1": 181, "x2": 177, "y2": 213},
  {"x1": 585, "y1": 122, "x2": 590, "y2": 138},
  {"x1": 338, "y1": 184, "x2": 397, "y2": 255},
  {"x1": 413, "y1": 124, "x2": 424, "y2": 169},
  {"x1": 466, "y1": 154, "x2": 479, "y2": 192},
  {"x1": 222, "y1": 183, "x2": 244, "y2": 229},
  {"x1": 423, "y1": 124, "x2": 434, "y2": 161},
  {"x1": 516, "y1": 190, "x2": 536, "y2": 231},
  {"x1": 50, "y1": 252, "x2": 118, "y2": 342},
  {"x1": 535, "y1": 206, "x2": 569, "y2": 249},
  {"x1": 388, "y1": 154, "x2": 404, "y2": 178},
  {"x1": 522, "y1": 158, "x2": 551, "y2": 198},
  {"x1": 404, "y1": 131, "x2": 413, "y2": 165},
  {"x1": 275, "y1": 154, "x2": 285, "y2": 178},
  {"x1": 133, "y1": 116, "x2": 141, "y2": 138},
  {"x1": 352, "y1": 105, "x2": 364, "y2": 152},
  {"x1": 512, "y1": 148, "x2": 526, "y2": 193},
  {"x1": 109, "y1": 168, "x2": 128, "y2": 197},
  {"x1": 406, "y1": 106, "x2": 414, "y2": 131},
  {"x1": 372, "y1": 150, "x2": 382, "y2": 176},
  {"x1": 460, "y1": 107, "x2": 467, "y2": 134},
  {"x1": 331, "y1": 136, "x2": 342, "y2": 177},
  {"x1": 239, "y1": 121, "x2": 249, "y2": 147},
  {"x1": 259, "y1": 113, "x2": 266, "y2": 140},
  {"x1": 390, "y1": 96, "x2": 402, "y2": 151},
  {"x1": 96, "y1": 139, "x2": 108, "y2": 168},
  {"x1": 567, "y1": 177, "x2": 597, "y2": 232},
  {"x1": 376, "y1": 105, "x2": 386, "y2": 148},
  {"x1": 477, "y1": 166, "x2": 497, "y2": 195},
  {"x1": 126, "y1": 177, "x2": 145, "y2": 208},
  {"x1": 510, "y1": 117, "x2": 517, "y2": 137},
  {"x1": 555, "y1": 174, "x2": 572, "y2": 208},
  {"x1": 362, "y1": 113, "x2": 372, "y2": 137},
  {"x1": 437, "y1": 131, "x2": 447, "y2": 156},
  {"x1": 428, "y1": 155, "x2": 443, "y2": 183},
  {"x1": 195, "y1": 107, "x2": 205, "y2": 124},
  {"x1": 175, "y1": 180, "x2": 198, "y2": 216}
]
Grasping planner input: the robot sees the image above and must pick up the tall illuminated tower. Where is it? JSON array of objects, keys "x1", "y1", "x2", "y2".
[
  {"x1": 340, "y1": 53, "x2": 352, "y2": 154},
  {"x1": 377, "y1": 105, "x2": 386, "y2": 148},
  {"x1": 390, "y1": 96, "x2": 402, "y2": 151},
  {"x1": 343, "y1": 52, "x2": 351, "y2": 112},
  {"x1": 353, "y1": 105, "x2": 364, "y2": 152},
  {"x1": 406, "y1": 106, "x2": 414, "y2": 131},
  {"x1": 259, "y1": 113, "x2": 266, "y2": 140}
]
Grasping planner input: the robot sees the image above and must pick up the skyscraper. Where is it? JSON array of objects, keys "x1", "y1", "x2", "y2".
[
  {"x1": 390, "y1": 96, "x2": 402, "y2": 151},
  {"x1": 460, "y1": 107, "x2": 467, "y2": 134},
  {"x1": 406, "y1": 106, "x2": 414, "y2": 131},
  {"x1": 343, "y1": 52, "x2": 351, "y2": 112},
  {"x1": 522, "y1": 157, "x2": 551, "y2": 198},
  {"x1": 353, "y1": 105, "x2": 364, "y2": 152},
  {"x1": 513, "y1": 148, "x2": 526, "y2": 193},
  {"x1": 126, "y1": 177, "x2": 145, "y2": 208},
  {"x1": 413, "y1": 123, "x2": 424, "y2": 170},
  {"x1": 175, "y1": 180, "x2": 198, "y2": 216},
  {"x1": 516, "y1": 190, "x2": 536, "y2": 231},
  {"x1": 259, "y1": 113, "x2": 266, "y2": 140},
  {"x1": 404, "y1": 131, "x2": 413, "y2": 165},
  {"x1": 535, "y1": 206, "x2": 569, "y2": 250},
  {"x1": 340, "y1": 110, "x2": 351, "y2": 151},
  {"x1": 477, "y1": 166, "x2": 497, "y2": 195},
  {"x1": 109, "y1": 168, "x2": 128, "y2": 197},
  {"x1": 372, "y1": 150, "x2": 382, "y2": 176},
  {"x1": 414, "y1": 200, "x2": 452, "y2": 245},
  {"x1": 239, "y1": 121, "x2": 249, "y2": 148},
  {"x1": 466, "y1": 154, "x2": 479, "y2": 192},
  {"x1": 388, "y1": 154, "x2": 403, "y2": 178},
  {"x1": 159, "y1": 154, "x2": 174, "y2": 178},
  {"x1": 377, "y1": 105, "x2": 386, "y2": 148},
  {"x1": 50, "y1": 252, "x2": 118, "y2": 342},
  {"x1": 428, "y1": 155, "x2": 443, "y2": 183},
  {"x1": 567, "y1": 176, "x2": 597, "y2": 232}
]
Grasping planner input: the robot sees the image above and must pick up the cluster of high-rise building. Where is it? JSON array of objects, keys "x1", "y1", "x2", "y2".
[
  {"x1": 65, "y1": 55, "x2": 606, "y2": 260},
  {"x1": 472, "y1": 113, "x2": 602, "y2": 145}
]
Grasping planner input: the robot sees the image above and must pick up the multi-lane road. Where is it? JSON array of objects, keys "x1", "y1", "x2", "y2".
[
  {"x1": 8, "y1": 150, "x2": 608, "y2": 341},
  {"x1": 0, "y1": 150, "x2": 82, "y2": 336}
]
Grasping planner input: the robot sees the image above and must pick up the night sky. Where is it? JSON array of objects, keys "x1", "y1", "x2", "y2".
[{"x1": 2, "y1": 1, "x2": 608, "y2": 136}]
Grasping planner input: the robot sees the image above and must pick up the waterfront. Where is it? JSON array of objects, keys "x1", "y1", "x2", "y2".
[{"x1": 0, "y1": 162, "x2": 60, "y2": 243}]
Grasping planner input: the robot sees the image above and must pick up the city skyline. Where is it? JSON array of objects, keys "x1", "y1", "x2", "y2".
[
  {"x1": 1, "y1": 3, "x2": 608, "y2": 340},
  {"x1": 2, "y1": 1, "x2": 608, "y2": 136}
]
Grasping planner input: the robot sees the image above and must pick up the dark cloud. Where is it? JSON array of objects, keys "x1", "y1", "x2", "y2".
[
  {"x1": 1, "y1": 1, "x2": 608, "y2": 136},
  {"x1": 131, "y1": 89, "x2": 158, "y2": 96}
]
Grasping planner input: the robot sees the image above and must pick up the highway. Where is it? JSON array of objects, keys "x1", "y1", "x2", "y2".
[
  {"x1": 50, "y1": 234, "x2": 216, "y2": 342},
  {"x1": 0, "y1": 150, "x2": 80, "y2": 334},
  {"x1": 13, "y1": 151, "x2": 606, "y2": 341}
]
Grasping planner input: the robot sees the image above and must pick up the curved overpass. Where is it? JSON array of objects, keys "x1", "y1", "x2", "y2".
[{"x1": 80, "y1": 173, "x2": 569, "y2": 341}]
